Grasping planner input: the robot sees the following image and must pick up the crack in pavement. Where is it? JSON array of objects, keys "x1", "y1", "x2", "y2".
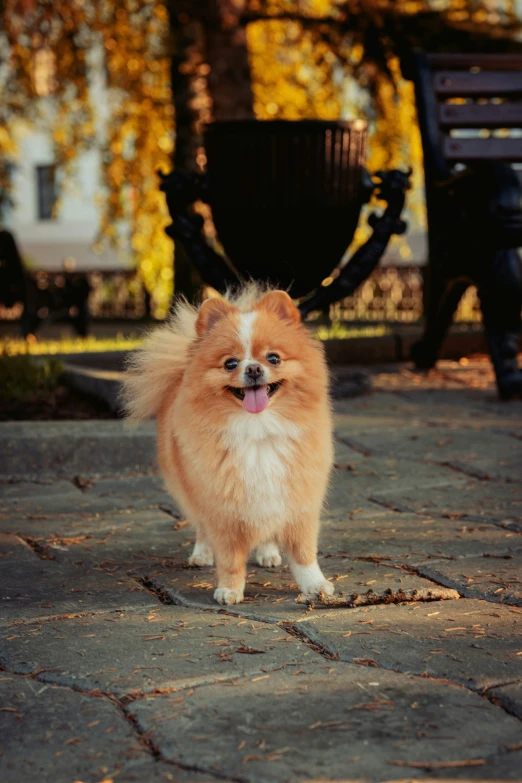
[
  {"x1": 2, "y1": 605, "x2": 164, "y2": 629},
  {"x1": 415, "y1": 564, "x2": 522, "y2": 608},
  {"x1": 482, "y1": 677, "x2": 522, "y2": 694},
  {"x1": 367, "y1": 494, "x2": 522, "y2": 533},
  {"x1": 134, "y1": 576, "x2": 177, "y2": 605},
  {"x1": 0, "y1": 663, "x2": 253, "y2": 782},
  {"x1": 10, "y1": 588, "x2": 519, "y2": 727},
  {"x1": 334, "y1": 434, "x2": 374, "y2": 456},
  {"x1": 2, "y1": 560, "x2": 522, "y2": 775},
  {"x1": 335, "y1": 432, "x2": 520, "y2": 485},
  {"x1": 367, "y1": 495, "x2": 414, "y2": 514},
  {"x1": 481, "y1": 688, "x2": 522, "y2": 724},
  {"x1": 439, "y1": 460, "x2": 522, "y2": 485},
  {"x1": 17, "y1": 533, "x2": 58, "y2": 561},
  {"x1": 280, "y1": 623, "x2": 522, "y2": 726}
]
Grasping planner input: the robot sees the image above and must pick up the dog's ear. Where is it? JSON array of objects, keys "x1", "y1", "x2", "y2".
[
  {"x1": 257, "y1": 291, "x2": 301, "y2": 324},
  {"x1": 196, "y1": 297, "x2": 235, "y2": 336}
]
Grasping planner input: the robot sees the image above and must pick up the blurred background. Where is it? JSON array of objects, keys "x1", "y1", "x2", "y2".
[{"x1": 1, "y1": 0, "x2": 521, "y2": 416}]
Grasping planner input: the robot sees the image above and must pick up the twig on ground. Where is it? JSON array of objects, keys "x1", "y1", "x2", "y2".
[{"x1": 296, "y1": 586, "x2": 460, "y2": 608}]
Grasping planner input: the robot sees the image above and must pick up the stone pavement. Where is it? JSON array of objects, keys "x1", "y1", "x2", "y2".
[{"x1": 1, "y1": 360, "x2": 521, "y2": 783}]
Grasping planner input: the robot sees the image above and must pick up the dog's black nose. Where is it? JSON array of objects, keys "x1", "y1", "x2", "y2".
[{"x1": 245, "y1": 363, "x2": 263, "y2": 381}]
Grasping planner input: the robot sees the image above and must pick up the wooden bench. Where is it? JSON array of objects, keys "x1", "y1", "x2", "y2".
[
  {"x1": 410, "y1": 53, "x2": 522, "y2": 399},
  {"x1": 0, "y1": 228, "x2": 89, "y2": 337}
]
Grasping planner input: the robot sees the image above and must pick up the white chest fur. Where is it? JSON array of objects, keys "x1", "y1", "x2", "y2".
[{"x1": 222, "y1": 411, "x2": 302, "y2": 526}]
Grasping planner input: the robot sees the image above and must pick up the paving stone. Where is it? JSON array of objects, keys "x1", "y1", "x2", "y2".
[
  {"x1": 0, "y1": 479, "x2": 82, "y2": 520},
  {"x1": 0, "y1": 606, "x2": 319, "y2": 697},
  {"x1": 0, "y1": 475, "x2": 177, "y2": 520},
  {"x1": 2, "y1": 509, "x2": 216, "y2": 583},
  {"x1": 18, "y1": 510, "x2": 189, "y2": 574},
  {"x1": 42, "y1": 512, "x2": 187, "y2": 576},
  {"x1": 115, "y1": 759, "x2": 219, "y2": 782},
  {"x1": 490, "y1": 681, "x2": 522, "y2": 721},
  {"x1": 127, "y1": 662, "x2": 522, "y2": 782},
  {"x1": 0, "y1": 674, "x2": 145, "y2": 783},
  {"x1": 336, "y1": 381, "x2": 522, "y2": 426},
  {"x1": 330, "y1": 367, "x2": 371, "y2": 399},
  {"x1": 431, "y1": 749, "x2": 522, "y2": 780},
  {"x1": 336, "y1": 422, "x2": 522, "y2": 483},
  {"x1": 77, "y1": 475, "x2": 178, "y2": 514},
  {"x1": 333, "y1": 436, "x2": 365, "y2": 466},
  {"x1": 20, "y1": 495, "x2": 495, "y2": 579},
  {"x1": 146, "y1": 561, "x2": 308, "y2": 623},
  {"x1": 0, "y1": 420, "x2": 158, "y2": 479},
  {"x1": 0, "y1": 533, "x2": 156, "y2": 625},
  {"x1": 327, "y1": 469, "x2": 393, "y2": 520},
  {"x1": 146, "y1": 557, "x2": 458, "y2": 623},
  {"x1": 0, "y1": 478, "x2": 79, "y2": 502},
  {"x1": 331, "y1": 455, "x2": 467, "y2": 501},
  {"x1": 371, "y1": 480, "x2": 522, "y2": 530},
  {"x1": 321, "y1": 512, "x2": 521, "y2": 565},
  {"x1": 297, "y1": 599, "x2": 522, "y2": 690},
  {"x1": 2, "y1": 504, "x2": 179, "y2": 543},
  {"x1": 418, "y1": 555, "x2": 522, "y2": 607}
]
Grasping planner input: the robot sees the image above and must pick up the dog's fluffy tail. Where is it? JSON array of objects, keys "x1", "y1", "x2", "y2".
[{"x1": 121, "y1": 298, "x2": 197, "y2": 423}]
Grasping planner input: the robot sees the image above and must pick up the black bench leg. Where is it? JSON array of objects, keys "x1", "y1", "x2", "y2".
[
  {"x1": 72, "y1": 302, "x2": 89, "y2": 337},
  {"x1": 20, "y1": 308, "x2": 40, "y2": 338},
  {"x1": 411, "y1": 268, "x2": 469, "y2": 370},
  {"x1": 478, "y1": 248, "x2": 522, "y2": 400}
]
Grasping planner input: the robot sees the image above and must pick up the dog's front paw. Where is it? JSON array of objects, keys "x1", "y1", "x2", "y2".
[
  {"x1": 188, "y1": 543, "x2": 214, "y2": 567},
  {"x1": 214, "y1": 587, "x2": 244, "y2": 605},
  {"x1": 188, "y1": 553, "x2": 214, "y2": 567},
  {"x1": 291, "y1": 562, "x2": 335, "y2": 598},
  {"x1": 304, "y1": 579, "x2": 335, "y2": 598},
  {"x1": 256, "y1": 543, "x2": 282, "y2": 569}
]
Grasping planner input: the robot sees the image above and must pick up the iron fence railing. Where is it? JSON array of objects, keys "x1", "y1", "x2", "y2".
[{"x1": 0, "y1": 266, "x2": 482, "y2": 324}]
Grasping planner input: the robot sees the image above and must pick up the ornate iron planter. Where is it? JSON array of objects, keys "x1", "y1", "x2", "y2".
[{"x1": 160, "y1": 120, "x2": 410, "y2": 316}]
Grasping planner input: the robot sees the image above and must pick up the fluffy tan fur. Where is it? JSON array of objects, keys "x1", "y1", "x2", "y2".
[{"x1": 122, "y1": 285, "x2": 334, "y2": 605}]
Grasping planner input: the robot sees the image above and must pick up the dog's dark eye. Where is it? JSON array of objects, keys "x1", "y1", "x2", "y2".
[
  {"x1": 224, "y1": 358, "x2": 239, "y2": 371},
  {"x1": 267, "y1": 353, "x2": 280, "y2": 366}
]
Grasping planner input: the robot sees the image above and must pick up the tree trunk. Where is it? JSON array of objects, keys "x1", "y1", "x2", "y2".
[
  {"x1": 166, "y1": 0, "x2": 208, "y2": 301},
  {"x1": 206, "y1": 0, "x2": 254, "y2": 120},
  {"x1": 166, "y1": 0, "x2": 254, "y2": 302}
]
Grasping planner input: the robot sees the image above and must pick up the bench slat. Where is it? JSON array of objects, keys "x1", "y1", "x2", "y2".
[
  {"x1": 444, "y1": 136, "x2": 522, "y2": 161},
  {"x1": 435, "y1": 71, "x2": 522, "y2": 96},
  {"x1": 439, "y1": 102, "x2": 522, "y2": 128},
  {"x1": 428, "y1": 54, "x2": 522, "y2": 71}
]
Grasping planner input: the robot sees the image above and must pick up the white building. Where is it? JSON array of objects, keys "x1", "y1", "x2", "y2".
[
  {"x1": 5, "y1": 135, "x2": 128, "y2": 272},
  {"x1": 2, "y1": 43, "x2": 131, "y2": 274}
]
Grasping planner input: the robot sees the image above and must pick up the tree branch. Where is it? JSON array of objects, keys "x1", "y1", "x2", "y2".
[{"x1": 297, "y1": 585, "x2": 460, "y2": 608}]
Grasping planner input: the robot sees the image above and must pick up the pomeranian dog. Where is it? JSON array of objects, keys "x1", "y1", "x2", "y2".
[{"x1": 122, "y1": 285, "x2": 334, "y2": 605}]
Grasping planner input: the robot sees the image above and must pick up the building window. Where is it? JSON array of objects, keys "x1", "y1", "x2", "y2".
[
  {"x1": 0, "y1": 162, "x2": 14, "y2": 222},
  {"x1": 36, "y1": 165, "x2": 57, "y2": 220}
]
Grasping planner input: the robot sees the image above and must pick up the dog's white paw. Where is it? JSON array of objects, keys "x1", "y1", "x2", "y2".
[
  {"x1": 188, "y1": 554, "x2": 214, "y2": 567},
  {"x1": 290, "y1": 561, "x2": 335, "y2": 598},
  {"x1": 256, "y1": 543, "x2": 282, "y2": 569},
  {"x1": 214, "y1": 587, "x2": 244, "y2": 605},
  {"x1": 188, "y1": 542, "x2": 214, "y2": 567},
  {"x1": 304, "y1": 579, "x2": 335, "y2": 598}
]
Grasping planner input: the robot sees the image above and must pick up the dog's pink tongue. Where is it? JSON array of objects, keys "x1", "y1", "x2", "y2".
[{"x1": 242, "y1": 386, "x2": 269, "y2": 414}]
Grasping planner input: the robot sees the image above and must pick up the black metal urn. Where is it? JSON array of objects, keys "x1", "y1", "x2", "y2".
[
  {"x1": 205, "y1": 120, "x2": 367, "y2": 297},
  {"x1": 160, "y1": 119, "x2": 410, "y2": 316}
]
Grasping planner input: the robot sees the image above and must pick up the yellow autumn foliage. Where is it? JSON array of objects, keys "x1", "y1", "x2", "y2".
[{"x1": 0, "y1": 0, "x2": 519, "y2": 315}]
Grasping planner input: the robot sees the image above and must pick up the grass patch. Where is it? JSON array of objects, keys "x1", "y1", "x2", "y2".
[
  {"x1": 315, "y1": 322, "x2": 390, "y2": 340},
  {"x1": 0, "y1": 334, "x2": 143, "y2": 357},
  {"x1": 0, "y1": 352, "x2": 64, "y2": 402}
]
